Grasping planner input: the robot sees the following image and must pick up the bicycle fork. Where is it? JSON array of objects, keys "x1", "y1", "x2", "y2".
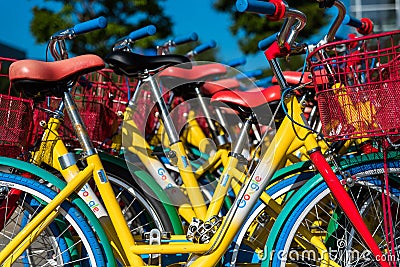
[{"x1": 308, "y1": 149, "x2": 390, "y2": 267}]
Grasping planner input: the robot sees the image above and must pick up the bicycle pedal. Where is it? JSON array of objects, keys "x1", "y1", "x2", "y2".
[{"x1": 145, "y1": 229, "x2": 163, "y2": 266}]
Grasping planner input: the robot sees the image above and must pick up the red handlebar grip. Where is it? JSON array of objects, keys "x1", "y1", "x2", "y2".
[
  {"x1": 267, "y1": 0, "x2": 286, "y2": 21},
  {"x1": 357, "y1": 18, "x2": 373, "y2": 35}
]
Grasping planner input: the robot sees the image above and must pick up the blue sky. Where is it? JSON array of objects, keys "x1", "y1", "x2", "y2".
[{"x1": 0, "y1": 0, "x2": 268, "y2": 70}]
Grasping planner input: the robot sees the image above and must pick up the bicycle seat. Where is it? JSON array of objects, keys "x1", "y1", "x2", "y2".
[
  {"x1": 159, "y1": 63, "x2": 227, "y2": 82},
  {"x1": 271, "y1": 70, "x2": 329, "y2": 87},
  {"x1": 201, "y1": 78, "x2": 241, "y2": 95},
  {"x1": 211, "y1": 85, "x2": 281, "y2": 110},
  {"x1": 271, "y1": 71, "x2": 313, "y2": 88},
  {"x1": 10, "y1": 54, "x2": 105, "y2": 99},
  {"x1": 104, "y1": 50, "x2": 191, "y2": 77},
  {"x1": 158, "y1": 63, "x2": 227, "y2": 95}
]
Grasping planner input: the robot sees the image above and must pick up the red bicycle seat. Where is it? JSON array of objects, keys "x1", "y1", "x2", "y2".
[
  {"x1": 159, "y1": 63, "x2": 227, "y2": 81},
  {"x1": 211, "y1": 85, "x2": 281, "y2": 109},
  {"x1": 10, "y1": 55, "x2": 104, "y2": 82},
  {"x1": 271, "y1": 70, "x2": 328, "y2": 87},
  {"x1": 201, "y1": 78, "x2": 241, "y2": 95},
  {"x1": 10, "y1": 54, "x2": 105, "y2": 99},
  {"x1": 271, "y1": 71, "x2": 313, "y2": 87}
]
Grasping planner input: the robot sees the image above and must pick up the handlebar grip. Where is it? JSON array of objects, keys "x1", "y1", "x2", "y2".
[
  {"x1": 258, "y1": 32, "x2": 278, "y2": 50},
  {"x1": 343, "y1": 15, "x2": 373, "y2": 35},
  {"x1": 246, "y1": 69, "x2": 263, "y2": 78},
  {"x1": 255, "y1": 76, "x2": 273, "y2": 87},
  {"x1": 173, "y1": 32, "x2": 198, "y2": 45},
  {"x1": 343, "y1": 15, "x2": 362, "y2": 29},
  {"x1": 128, "y1": 25, "x2": 157, "y2": 41},
  {"x1": 73, "y1": 16, "x2": 107, "y2": 35},
  {"x1": 236, "y1": 69, "x2": 263, "y2": 79},
  {"x1": 225, "y1": 57, "x2": 247, "y2": 67},
  {"x1": 193, "y1": 40, "x2": 216, "y2": 54},
  {"x1": 236, "y1": 0, "x2": 276, "y2": 15}
]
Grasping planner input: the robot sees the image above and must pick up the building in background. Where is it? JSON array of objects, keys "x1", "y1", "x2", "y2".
[
  {"x1": 0, "y1": 42, "x2": 26, "y2": 59},
  {"x1": 349, "y1": 0, "x2": 399, "y2": 32}
]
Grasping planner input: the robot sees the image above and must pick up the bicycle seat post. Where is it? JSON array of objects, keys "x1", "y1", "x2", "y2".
[
  {"x1": 144, "y1": 71, "x2": 180, "y2": 145},
  {"x1": 63, "y1": 89, "x2": 97, "y2": 157}
]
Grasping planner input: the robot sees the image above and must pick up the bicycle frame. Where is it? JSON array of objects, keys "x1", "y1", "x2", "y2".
[
  {"x1": 122, "y1": 57, "x2": 388, "y2": 266},
  {"x1": 1, "y1": 9, "x2": 389, "y2": 264},
  {"x1": 0, "y1": 66, "x2": 388, "y2": 266}
]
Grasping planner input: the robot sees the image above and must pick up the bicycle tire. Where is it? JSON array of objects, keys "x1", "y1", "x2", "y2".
[
  {"x1": 269, "y1": 159, "x2": 400, "y2": 266},
  {"x1": 0, "y1": 156, "x2": 117, "y2": 267},
  {"x1": 225, "y1": 170, "x2": 314, "y2": 266},
  {"x1": 0, "y1": 171, "x2": 106, "y2": 267}
]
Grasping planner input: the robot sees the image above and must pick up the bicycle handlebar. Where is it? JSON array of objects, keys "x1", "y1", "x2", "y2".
[
  {"x1": 255, "y1": 76, "x2": 273, "y2": 87},
  {"x1": 255, "y1": 0, "x2": 372, "y2": 53},
  {"x1": 112, "y1": 25, "x2": 157, "y2": 52},
  {"x1": 73, "y1": 16, "x2": 108, "y2": 35},
  {"x1": 49, "y1": 16, "x2": 108, "y2": 60},
  {"x1": 192, "y1": 40, "x2": 217, "y2": 55},
  {"x1": 225, "y1": 57, "x2": 247, "y2": 67},
  {"x1": 323, "y1": 1, "x2": 346, "y2": 43},
  {"x1": 343, "y1": 15, "x2": 373, "y2": 35},
  {"x1": 185, "y1": 40, "x2": 216, "y2": 59},
  {"x1": 236, "y1": 0, "x2": 277, "y2": 16},
  {"x1": 344, "y1": 14, "x2": 362, "y2": 28},
  {"x1": 259, "y1": 15, "x2": 372, "y2": 51},
  {"x1": 236, "y1": 69, "x2": 263, "y2": 79},
  {"x1": 236, "y1": 0, "x2": 306, "y2": 49},
  {"x1": 258, "y1": 33, "x2": 278, "y2": 51},
  {"x1": 157, "y1": 32, "x2": 199, "y2": 55},
  {"x1": 322, "y1": 1, "x2": 373, "y2": 43},
  {"x1": 173, "y1": 32, "x2": 198, "y2": 45},
  {"x1": 51, "y1": 16, "x2": 108, "y2": 40},
  {"x1": 128, "y1": 25, "x2": 157, "y2": 41}
]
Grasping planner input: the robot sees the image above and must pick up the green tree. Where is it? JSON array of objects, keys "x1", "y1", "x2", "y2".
[
  {"x1": 214, "y1": 0, "x2": 330, "y2": 55},
  {"x1": 30, "y1": 0, "x2": 173, "y2": 57}
]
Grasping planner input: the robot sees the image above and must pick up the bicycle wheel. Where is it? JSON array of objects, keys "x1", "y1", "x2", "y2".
[
  {"x1": 19, "y1": 196, "x2": 73, "y2": 266},
  {"x1": 0, "y1": 171, "x2": 106, "y2": 267},
  {"x1": 102, "y1": 160, "x2": 175, "y2": 234},
  {"x1": 99, "y1": 160, "x2": 188, "y2": 265},
  {"x1": 269, "y1": 159, "x2": 400, "y2": 267},
  {"x1": 225, "y1": 170, "x2": 314, "y2": 266}
]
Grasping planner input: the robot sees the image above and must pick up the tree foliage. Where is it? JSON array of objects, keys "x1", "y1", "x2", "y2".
[
  {"x1": 213, "y1": 0, "x2": 330, "y2": 55},
  {"x1": 30, "y1": 0, "x2": 174, "y2": 57}
]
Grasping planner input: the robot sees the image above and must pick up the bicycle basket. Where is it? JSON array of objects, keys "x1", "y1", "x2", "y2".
[
  {"x1": 308, "y1": 30, "x2": 400, "y2": 141},
  {"x1": 34, "y1": 69, "x2": 134, "y2": 148},
  {"x1": 0, "y1": 57, "x2": 34, "y2": 157}
]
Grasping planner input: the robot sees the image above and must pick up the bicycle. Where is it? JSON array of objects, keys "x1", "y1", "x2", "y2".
[
  {"x1": 0, "y1": 1, "x2": 395, "y2": 267},
  {"x1": 264, "y1": 28, "x2": 400, "y2": 266},
  {"x1": 1, "y1": 19, "x2": 190, "y2": 266}
]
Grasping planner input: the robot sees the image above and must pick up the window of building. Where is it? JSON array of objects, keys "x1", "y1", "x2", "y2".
[{"x1": 350, "y1": 0, "x2": 399, "y2": 32}]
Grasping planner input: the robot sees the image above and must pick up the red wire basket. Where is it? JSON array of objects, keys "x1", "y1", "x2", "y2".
[
  {"x1": 0, "y1": 57, "x2": 34, "y2": 158},
  {"x1": 34, "y1": 69, "x2": 136, "y2": 148},
  {"x1": 308, "y1": 30, "x2": 400, "y2": 141}
]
